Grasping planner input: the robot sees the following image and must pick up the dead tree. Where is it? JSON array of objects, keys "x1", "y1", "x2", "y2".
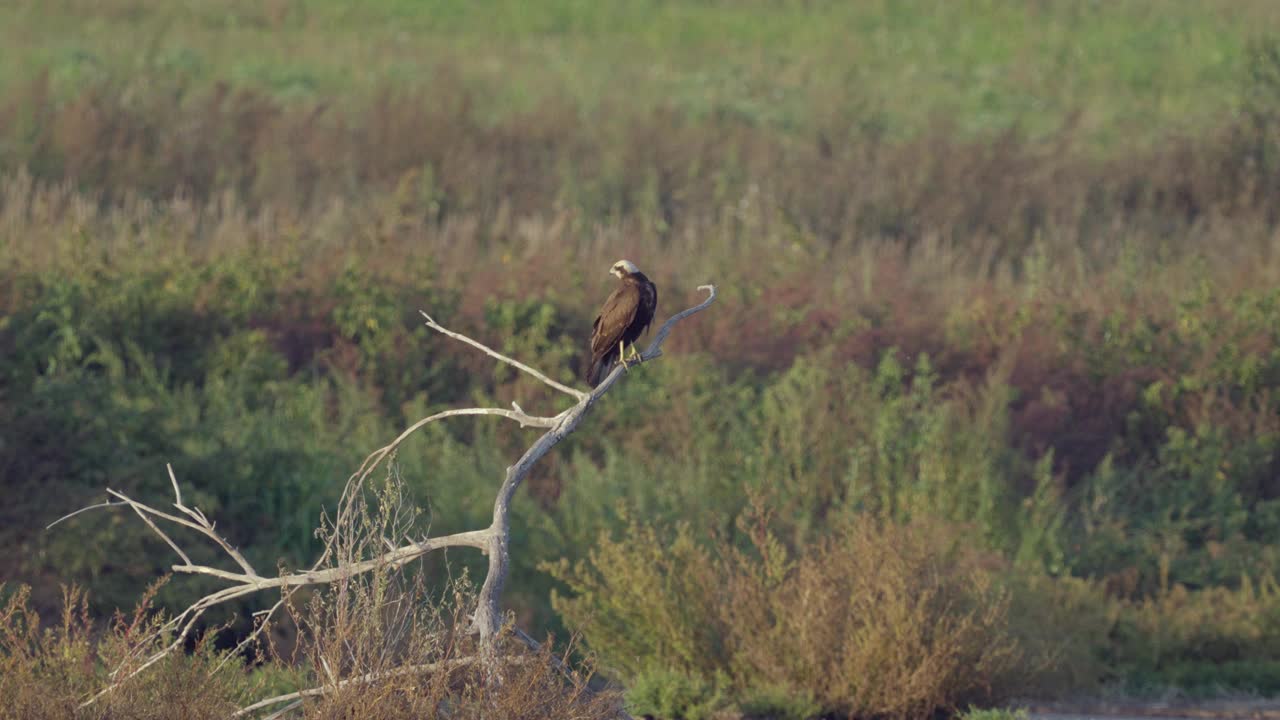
[{"x1": 51, "y1": 284, "x2": 716, "y2": 717}]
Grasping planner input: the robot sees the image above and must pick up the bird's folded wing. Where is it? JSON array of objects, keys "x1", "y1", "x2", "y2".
[{"x1": 590, "y1": 283, "x2": 641, "y2": 357}]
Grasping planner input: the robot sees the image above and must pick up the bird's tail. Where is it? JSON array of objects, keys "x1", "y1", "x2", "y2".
[{"x1": 585, "y1": 354, "x2": 611, "y2": 387}]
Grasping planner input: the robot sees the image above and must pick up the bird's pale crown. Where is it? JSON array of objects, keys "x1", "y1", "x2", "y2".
[{"x1": 610, "y1": 259, "x2": 641, "y2": 277}]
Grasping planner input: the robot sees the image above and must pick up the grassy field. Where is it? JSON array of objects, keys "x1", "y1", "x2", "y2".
[
  {"x1": 4, "y1": 1, "x2": 1280, "y2": 718},
  {"x1": 3, "y1": 0, "x2": 1278, "y2": 144}
]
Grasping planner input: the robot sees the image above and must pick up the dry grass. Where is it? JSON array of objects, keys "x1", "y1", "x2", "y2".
[
  {"x1": 719, "y1": 510, "x2": 1023, "y2": 719},
  {"x1": 0, "y1": 579, "x2": 623, "y2": 720},
  {"x1": 5, "y1": 67, "x2": 1280, "y2": 263},
  {"x1": 0, "y1": 582, "x2": 249, "y2": 720},
  {"x1": 273, "y1": 472, "x2": 625, "y2": 720},
  {"x1": 0, "y1": 469, "x2": 625, "y2": 719}
]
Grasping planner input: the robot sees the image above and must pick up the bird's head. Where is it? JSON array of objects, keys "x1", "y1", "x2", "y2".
[{"x1": 610, "y1": 259, "x2": 641, "y2": 278}]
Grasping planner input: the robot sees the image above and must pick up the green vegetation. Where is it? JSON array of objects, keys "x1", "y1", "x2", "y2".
[
  {"x1": 960, "y1": 711, "x2": 1029, "y2": 720},
  {"x1": 3, "y1": 0, "x2": 1279, "y2": 144},
  {"x1": 4, "y1": 1, "x2": 1280, "y2": 717}
]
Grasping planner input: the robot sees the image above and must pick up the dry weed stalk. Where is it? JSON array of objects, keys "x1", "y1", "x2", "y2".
[{"x1": 49, "y1": 284, "x2": 717, "y2": 717}]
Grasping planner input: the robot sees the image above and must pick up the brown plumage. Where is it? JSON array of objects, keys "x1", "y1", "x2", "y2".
[{"x1": 585, "y1": 259, "x2": 658, "y2": 387}]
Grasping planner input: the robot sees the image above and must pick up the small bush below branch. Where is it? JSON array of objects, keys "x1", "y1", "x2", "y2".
[{"x1": 548, "y1": 501, "x2": 1101, "y2": 719}]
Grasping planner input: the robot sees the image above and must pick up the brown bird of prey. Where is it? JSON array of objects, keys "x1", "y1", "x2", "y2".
[{"x1": 585, "y1": 259, "x2": 658, "y2": 387}]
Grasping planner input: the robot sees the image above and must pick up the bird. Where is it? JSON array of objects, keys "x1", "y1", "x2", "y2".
[{"x1": 585, "y1": 259, "x2": 658, "y2": 387}]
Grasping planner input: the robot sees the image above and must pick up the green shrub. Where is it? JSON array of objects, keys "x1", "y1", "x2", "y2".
[
  {"x1": 1003, "y1": 573, "x2": 1116, "y2": 695},
  {"x1": 544, "y1": 509, "x2": 727, "y2": 684},
  {"x1": 1110, "y1": 575, "x2": 1280, "y2": 693},
  {"x1": 959, "y1": 710, "x2": 1029, "y2": 720},
  {"x1": 547, "y1": 502, "x2": 1088, "y2": 719},
  {"x1": 1074, "y1": 424, "x2": 1280, "y2": 596},
  {"x1": 624, "y1": 667, "x2": 727, "y2": 720}
]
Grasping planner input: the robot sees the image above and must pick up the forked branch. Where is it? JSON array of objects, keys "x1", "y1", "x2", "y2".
[{"x1": 54, "y1": 284, "x2": 717, "y2": 717}]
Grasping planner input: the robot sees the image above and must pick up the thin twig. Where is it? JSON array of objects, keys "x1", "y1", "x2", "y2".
[
  {"x1": 103, "y1": 488, "x2": 260, "y2": 578},
  {"x1": 259, "y1": 700, "x2": 303, "y2": 720},
  {"x1": 324, "y1": 406, "x2": 560, "y2": 573},
  {"x1": 69, "y1": 521, "x2": 491, "y2": 706},
  {"x1": 216, "y1": 596, "x2": 287, "y2": 673},
  {"x1": 124, "y1": 498, "x2": 193, "y2": 566},
  {"x1": 590, "y1": 284, "x2": 716, "y2": 395},
  {"x1": 47, "y1": 500, "x2": 127, "y2": 529},
  {"x1": 421, "y1": 310, "x2": 589, "y2": 401},
  {"x1": 165, "y1": 465, "x2": 259, "y2": 576},
  {"x1": 232, "y1": 657, "x2": 477, "y2": 717},
  {"x1": 168, "y1": 464, "x2": 184, "y2": 507}
]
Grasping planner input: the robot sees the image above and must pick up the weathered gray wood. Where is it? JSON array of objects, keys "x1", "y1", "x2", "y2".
[
  {"x1": 473, "y1": 285, "x2": 717, "y2": 642},
  {"x1": 55, "y1": 283, "x2": 717, "y2": 718}
]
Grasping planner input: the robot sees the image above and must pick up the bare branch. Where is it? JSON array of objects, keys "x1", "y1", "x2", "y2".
[
  {"x1": 259, "y1": 700, "x2": 302, "y2": 720},
  {"x1": 354, "y1": 408, "x2": 559, "y2": 484},
  {"x1": 170, "y1": 528, "x2": 492, "y2": 591},
  {"x1": 472, "y1": 284, "x2": 718, "y2": 642},
  {"x1": 421, "y1": 310, "x2": 589, "y2": 401},
  {"x1": 46, "y1": 500, "x2": 127, "y2": 530},
  {"x1": 167, "y1": 464, "x2": 185, "y2": 508},
  {"x1": 647, "y1": 284, "x2": 716, "y2": 356},
  {"x1": 589, "y1": 284, "x2": 717, "y2": 395},
  {"x1": 57, "y1": 284, "x2": 716, "y2": 718},
  {"x1": 216, "y1": 596, "x2": 287, "y2": 673},
  {"x1": 51, "y1": 465, "x2": 262, "y2": 578},
  {"x1": 125, "y1": 498, "x2": 193, "y2": 566},
  {"x1": 338, "y1": 405, "x2": 559, "y2": 514},
  {"x1": 76, "y1": 526, "x2": 492, "y2": 707},
  {"x1": 102, "y1": 488, "x2": 260, "y2": 578},
  {"x1": 232, "y1": 657, "x2": 477, "y2": 717},
  {"x1": 324, "y1": 405, "x2": 561, "y2": 573}
]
